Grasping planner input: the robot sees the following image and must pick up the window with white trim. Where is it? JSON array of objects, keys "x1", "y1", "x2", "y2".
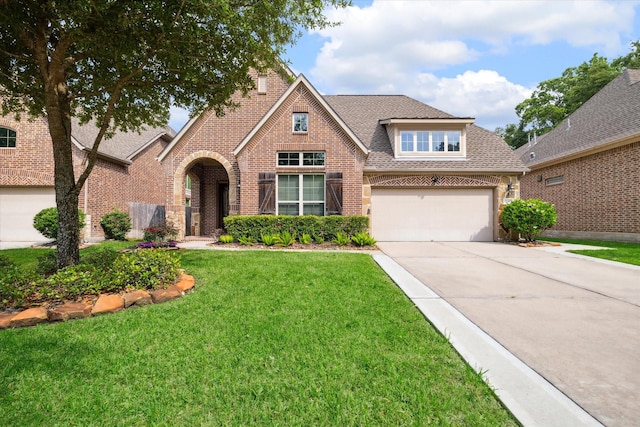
[
  {"x1": 257, "y1": 75, "x2": 267, "y2": 94},
  {"x1": 0, "y1": 127, "x2": 16, "y2": 148},
  {"x1": 400, "y1": 130, "x2": 461, "y2": 154},
  {"x1": 277, "y1": 174, "x2": 324, "y2": 216},
  {"x1": 277, "y1": 151, "x2": 325, "y2": 167},
  {"x1": 293, "y1": 113, "x2": 308, "y2": 133}
]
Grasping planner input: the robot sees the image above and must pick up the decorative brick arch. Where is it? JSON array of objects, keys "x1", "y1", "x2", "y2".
[
  {"x1": 173, "y1": 150, "x2": 237, "y2": 211},
  {"x1": 168, "y1": 151, "x2": 237, "y2": 239}
]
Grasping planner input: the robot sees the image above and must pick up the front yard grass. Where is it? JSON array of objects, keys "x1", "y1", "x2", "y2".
[
  {"x1": 541, "y1": 237, "x2": 640, "y2": 266},
  {"x1": 0, "y1": 247, "x2": 517, "y2": 426}
]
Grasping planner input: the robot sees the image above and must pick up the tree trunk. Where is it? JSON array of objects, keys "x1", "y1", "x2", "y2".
[{"x1": 46, "y1": 88, "x2": 81, "y2": 268}]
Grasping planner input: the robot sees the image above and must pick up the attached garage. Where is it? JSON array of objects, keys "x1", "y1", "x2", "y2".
[
  {"x1": 0, "y1": 187, "x2": 56, "y2": 242},
  {"x1": 370, "y1": 188, "x2": 494, "y2": 242}
]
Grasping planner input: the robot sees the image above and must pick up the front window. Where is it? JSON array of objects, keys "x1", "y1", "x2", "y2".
[
  {"x1": 399, "y1": 130, "x2": 462, "y2": 155},
  {"x1": 278, "y1": 151, "x2": 325, "y2": 167},
  {"x1": 277, "y1": 174, "x2": 324, "y2": 216},
  {"x1": 0, "y1": 127, "x2": 16, "y2": 148},
  {"x1": 293, "y1": 113, "x2": 308, "y2": 133}
]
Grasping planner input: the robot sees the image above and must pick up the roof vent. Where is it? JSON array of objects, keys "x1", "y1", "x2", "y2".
[
  {"x1": 566, "y1": 118, "x2": 571, "y2": 131},
  {"x1": 529, "y1": 152, "x2": 535, "y2": 160}
]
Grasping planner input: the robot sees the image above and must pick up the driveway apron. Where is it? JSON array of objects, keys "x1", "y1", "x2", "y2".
[{"x1": 378, "y1": 241, "x2": 640, "y2": 427}]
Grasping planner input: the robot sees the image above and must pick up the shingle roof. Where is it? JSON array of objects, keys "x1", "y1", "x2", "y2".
[
  {"x1": 71, "y1": 118, "x2": 176, "y2": 163},
  {"x1": 516, "y1": 68, "x2": 640, "y2": 168},
  {"x1": 324, "y1": 95, "x2": 526, "y2": 173}
]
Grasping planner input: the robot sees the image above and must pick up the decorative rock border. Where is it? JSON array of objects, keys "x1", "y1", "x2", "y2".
[{"x1": 0, "y1": 274, "x2": 195, "y2": 330}]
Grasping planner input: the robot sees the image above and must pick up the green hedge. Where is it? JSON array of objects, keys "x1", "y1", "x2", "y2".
[{"x1": 223, "y1": 215, "x2": 369, "y2": 242}]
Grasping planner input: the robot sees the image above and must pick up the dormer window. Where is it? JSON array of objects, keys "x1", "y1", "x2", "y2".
[
  {"x1": 293, "y1": 113, "x2": 308, "y2": 133},
  {"x1": 400, "y1": 130, "x2": 461, "y2": 153},
  {"x1": 381, "y1": 118, "x2": 472, "y2": 159}
]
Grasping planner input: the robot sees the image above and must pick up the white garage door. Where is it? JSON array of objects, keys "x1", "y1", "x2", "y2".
[
  {"x1": 0, "y1": 187, "x2": 56, "y2": 241},
  {"x1": 371, "y1": 188, "x2": 493, "y2": 242}
]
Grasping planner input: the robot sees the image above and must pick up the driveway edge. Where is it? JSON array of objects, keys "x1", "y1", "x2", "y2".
[{"x1": 373, "y1": 254, "x2": 603, "y2": 427}]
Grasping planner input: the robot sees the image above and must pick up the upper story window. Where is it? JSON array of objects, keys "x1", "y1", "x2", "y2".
[
  {"x1": 293, "y1": 113, "x2": 308, "y2": 133},
  {"x1": 381, "y1": 118, "x2": 472, "y2": 159},
  {"x1": 257, "y1": 75, "x2": 267, "y2": 94},
  {"x1": 278, "y1": 151, "x2": 325, "y2": 167},
  {"x1": 400, "y1": 130, "x2": 461, "y2": 154},
  {"x1": 0, "y1": 127, "x2": 16, "y2": 148}
]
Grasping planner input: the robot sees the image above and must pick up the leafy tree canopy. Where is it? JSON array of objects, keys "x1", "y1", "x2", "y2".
[
  {"x1": 0, "y1": 0, "x2": 349, "y2": 267},
  {"x1": 497, "y1": 40, "x2": 640, "y2": 149}
]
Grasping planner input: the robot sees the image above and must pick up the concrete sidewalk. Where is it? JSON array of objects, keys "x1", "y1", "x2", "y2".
[{"x1": 377, "y1": 242, "x2": 640, "y2": 427}]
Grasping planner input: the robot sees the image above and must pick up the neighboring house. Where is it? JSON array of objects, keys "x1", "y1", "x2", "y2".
[
  {"x1": 515, "y1": 68, "x2": 640, "y2": 243},
  {"x1": 0, "y1": 114, "x2": 174, "y2": 242},
  {"x1": 158, "y1": 71, "x2": 526, "y2": 242}
]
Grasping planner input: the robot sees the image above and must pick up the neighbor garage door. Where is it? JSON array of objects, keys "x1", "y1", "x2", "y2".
[
  {"x1": 370, "y1": 188, "x2": 493, "y2": 241},
  {"x1": 0, "y1": 187, "x2": 56, "y2": 241}
]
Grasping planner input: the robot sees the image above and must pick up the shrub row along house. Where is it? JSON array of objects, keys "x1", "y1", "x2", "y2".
[
  {"x1": 1, "y1": 67, "x2": 527, "y2": 243},
  {"x1": 515, "y1": 68, "x2": 640, "y2": 243}
]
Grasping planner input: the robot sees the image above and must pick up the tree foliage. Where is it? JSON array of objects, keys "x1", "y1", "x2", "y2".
[
  {"x1": 497, "y1": 41, "x2": 640, "y2": 149},
  {"x1": 0, "y1": 0, "x2": 348, "y2": 267}
]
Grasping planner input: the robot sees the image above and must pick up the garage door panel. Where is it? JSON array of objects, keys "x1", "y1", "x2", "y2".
[
  {"x1": 371, "y1": 188, "x2": 493, "y2": 242},
  {"x1": 0, "y1": 187, "x2": 56, "y2": 241}
]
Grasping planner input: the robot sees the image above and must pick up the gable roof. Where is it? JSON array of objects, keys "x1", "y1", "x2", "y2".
[
  {"x1": 516, "y1": 68, "x2": 640, "y2": 169},
  {"x1": 325, "y1": 95, "x2": 526, "y2": 173},
  {"x1": 233, "y1": 74, "x2": 368, "y2": 156},
  {"x1": 71, "y1": 118, "x2": 175, "y2": 165}
]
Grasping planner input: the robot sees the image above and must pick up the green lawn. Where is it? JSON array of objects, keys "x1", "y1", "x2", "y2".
[
  {"x1": 541, "y1": 237, "x2": 640, "y2": 266},
  {"x1": 0, "y1": 247, "x2": 517, "y2": 426}
]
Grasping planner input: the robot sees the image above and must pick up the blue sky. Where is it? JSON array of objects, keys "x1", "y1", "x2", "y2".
[{"x1": 170, "y1": 0, "x2": 640, "y2": 132}]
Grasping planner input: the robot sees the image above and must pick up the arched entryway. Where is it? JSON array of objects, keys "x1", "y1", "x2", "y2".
[{"x1": 170, "y1": 151, "x2": 237, "y2": 239}]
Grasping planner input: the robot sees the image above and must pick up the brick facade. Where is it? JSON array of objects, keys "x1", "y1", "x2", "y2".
[
  {"x1": 520, "y1": 141, "x2": 640, "y2": 239},
  {"x1": 1, "y1": 112, "x2": 170, "y2": 240}
]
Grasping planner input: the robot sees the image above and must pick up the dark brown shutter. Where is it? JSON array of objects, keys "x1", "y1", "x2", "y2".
[
  {"x1": 258, "y1": 173, "x2": 276, "y2": 214},
  {"x1": 326, "y1": 172, "x2": 343, "y2": 215}
]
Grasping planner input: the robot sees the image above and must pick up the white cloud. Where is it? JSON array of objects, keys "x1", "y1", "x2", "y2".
[{"x1": 306, "y1": 0, "x2": 637, "y2": 128}]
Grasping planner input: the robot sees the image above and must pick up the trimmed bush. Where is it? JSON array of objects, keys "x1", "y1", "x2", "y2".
[
  {"x1": 33, "y1": 207, "x2": 86, "y2": 240},
  {"x1": 109, "y1": 249, "x2": 181, "y2": 291},
  {"x1": 500, "y1": 198, "x2": 557, "y2": 242},
  {"x1": 100, "y1": 209, "x2": 132, "y2": 240},
  {"x1": 143, "y1": 221, "x2": 178, "y2": 242},
  {"x1": 224, "y1": 215, "x2": 369, "y2": 242}
]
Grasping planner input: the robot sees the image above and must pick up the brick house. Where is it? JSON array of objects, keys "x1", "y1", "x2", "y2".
[
  {"x1": 0, "y1": 114, "x2": 174, "y2": 242},
  {"x1": 515, "y1": 68, "x2": 640, "y2": 243},
  {"x1": 159, "y1": 70, "x2": 526, "y2": 242}
]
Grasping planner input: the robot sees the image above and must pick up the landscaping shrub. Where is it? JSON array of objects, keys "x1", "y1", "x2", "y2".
[
  {"x1": 333, "y1": 232, "x2": 351, "y2": 246},
  {"x1": 219, "y1": 235, "x2": 234, "y2": 244},
  {"x1": 33, "y1": 207, "x2": 86, "y2": 240},
  {"x1": 299, "y1": 233, "x2": 312, "y2": 244},
  {"x1": 36, "y1": 251, "x2": 58, "y2": 275},
  {"x1": 501, "y1": 198, "x2": 557, "y2": 242},
  {"x1": 100, "y1": 209, "x2": 132, "y2": 240},
  {"x1": 0, "y1": 247, "x2": 182, "y2": 309},
  {"x1": 277, "y1": 231, "x2": 296, "y2": 247},
  {"x1": 109, "y1": 249, "x2": 181, "y2": 290},
  {"x1": 143, "y1": 221, "x2": 178, "y2": 242},
  {"x1": 260, "y1": 234, "x2": 278, "y2": 246},
  {"x1": 351, "y1": 231, "x2": 377, "y2": 247},
  {"x1": 224, "y1": 215, "x2": 369, "y2": 242}
]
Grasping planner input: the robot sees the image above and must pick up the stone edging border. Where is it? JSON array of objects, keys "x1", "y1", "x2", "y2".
[{"x1": 0, "y1": 274, "x2": 195, "y2": 330}]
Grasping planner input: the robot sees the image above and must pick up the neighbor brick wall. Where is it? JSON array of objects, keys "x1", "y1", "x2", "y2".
[
  {"x1": 520, "y1": 141, "x2": 640, "y2": 234},
  {"x1": 0, "y1": 115, "x2": 55, "y2": 186},
  {"x1": 76, "y1": 139, "x2": 169, "y2": 238}
]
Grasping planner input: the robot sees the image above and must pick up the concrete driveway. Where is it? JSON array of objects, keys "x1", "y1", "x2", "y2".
[{"x1": 378, "y1": 241, "x2": 640, "y2": 427}]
